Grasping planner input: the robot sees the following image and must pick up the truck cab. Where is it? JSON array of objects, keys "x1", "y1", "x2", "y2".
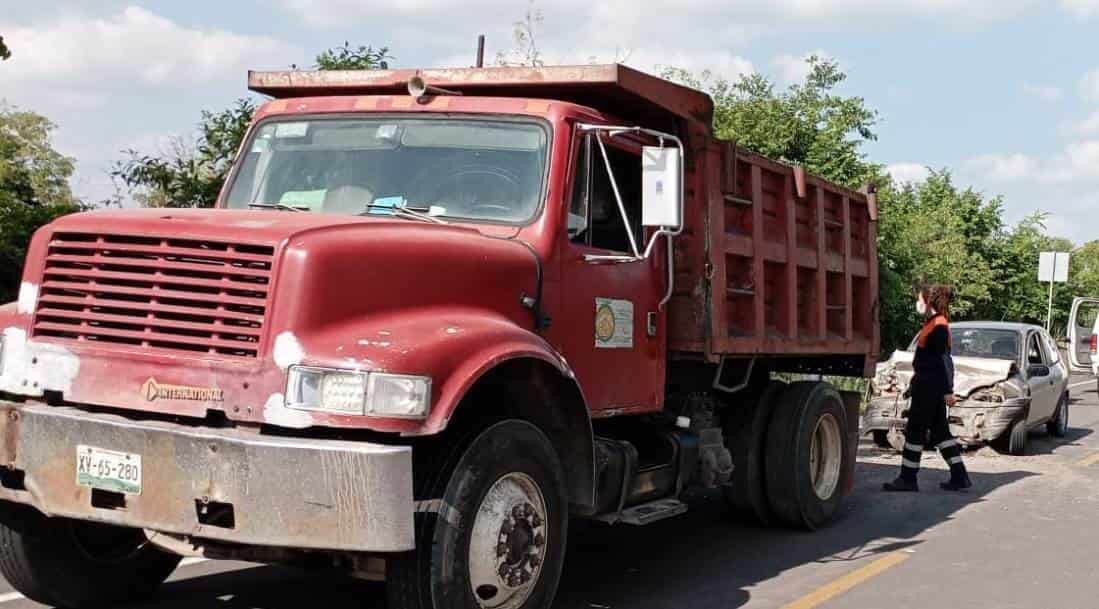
[{"x1": 0, "y1": 65, "x2": 878, "y2": 609}]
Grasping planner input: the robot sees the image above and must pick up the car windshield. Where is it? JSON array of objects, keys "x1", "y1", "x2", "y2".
[
  {"x1": 223, "y1": 117, "x2": 548, "y2": 223},
  {"x1": 950, "y1": 328, "x2": 1021, "y2": 361},
  {"x1": 907, "y1": 327, "x2": 1020, "y2": 360}
]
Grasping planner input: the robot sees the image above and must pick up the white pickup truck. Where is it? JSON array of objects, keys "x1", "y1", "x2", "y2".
[{"x1": 1068, "y1": 297, "x2": 1099, "y2": 392}]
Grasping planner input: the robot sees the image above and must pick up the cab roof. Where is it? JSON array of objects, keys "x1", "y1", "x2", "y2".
[{"x1": 247, "y1": 64, "x2": 714, "y2": 134}]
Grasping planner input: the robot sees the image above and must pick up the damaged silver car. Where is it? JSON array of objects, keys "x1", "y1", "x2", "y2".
[{"x1": 864, "y1": 322, "x2": 1070, "y2": 455}]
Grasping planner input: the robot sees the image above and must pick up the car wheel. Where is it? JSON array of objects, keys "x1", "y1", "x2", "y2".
[
  {"x1": 1046, "y1": 393, "x2": 1069, "y2": 438},
  {"x1": 994, "y1": 418, "x2": 1028, "y2": 456}
]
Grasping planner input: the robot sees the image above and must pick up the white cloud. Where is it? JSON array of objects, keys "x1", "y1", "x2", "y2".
[
  {"x1": 1080, "y1": 68, "x2": 1099, "y2": 102},
  {"x1": 280, "y1": 0, "x2": 1035, "y2": 28},
  {"x1": 770, "y1": 51, "x2": 833, "y2": 84},
  {"x1": 1071, "y1": 110, "x2": 1099, "y2": 135},
  {"x1": 1061, "y1": 0, "x2": 1099, "y2": 18},
  {"x1": 0, "y1": 6, "x2": 302, "y2": 91},
  {"x1": 886, "y1": 163, "x2": 931, "y2": 184},
  {"x1": 964, "y1": 154, "x2": 1039, "y2": 182},
  {"x1": 1022, "y1": 82, "x2": 1063, "y2": 102},
  {"x1": 965, "y1": 141, "x2": 1099, "y2": 184}
]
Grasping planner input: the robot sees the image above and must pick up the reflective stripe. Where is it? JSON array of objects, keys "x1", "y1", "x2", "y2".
[
  {"x1": 905, "y1": 442, "x2": 924, "y2": 452},
  {"x1": 902, "y1": 458, "x2": 921, "y2": 469},
  {"x1": 937, "y1": 439, "x2": 959, "y2": 450},
  {"x1": 948, "y1": 456, "x2": 964, "y2": 465}
]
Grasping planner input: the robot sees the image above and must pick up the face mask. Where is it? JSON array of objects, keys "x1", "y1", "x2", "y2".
[{"x1": 916, "y1": 298, "x2": 928, "y2": 316}]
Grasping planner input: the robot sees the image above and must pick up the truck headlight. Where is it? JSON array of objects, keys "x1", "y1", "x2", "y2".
[
  {"x1": 286, "y1": 367, "x2": 431, "y2": 418},
  {"x1": 366, "y1": 373, "x2": 431, "y2": 418}
]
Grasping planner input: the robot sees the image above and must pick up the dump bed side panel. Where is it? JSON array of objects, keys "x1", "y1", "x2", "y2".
[{"x1": 668, "y1": 141, "x2": 879, "y2": 371}]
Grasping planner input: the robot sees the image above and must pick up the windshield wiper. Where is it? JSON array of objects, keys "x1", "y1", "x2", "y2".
[
  {"x1": 359, "y1": 202, "x2": 448, "y2": 225},
  {"x1": 248, "y1": 202, "x2": 307, "y2": 212}
]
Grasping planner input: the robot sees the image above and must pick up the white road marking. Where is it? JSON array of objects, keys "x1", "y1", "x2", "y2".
[
  {"x1": 0, "y1": 557, "x2": 209, "y2": 604},
  {"x1": 1070, "y1": 379, "x2": 1095, "y2": 391}
]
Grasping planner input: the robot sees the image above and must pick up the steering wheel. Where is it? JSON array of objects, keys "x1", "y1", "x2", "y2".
[{"x1": 409, "y1": 164, "x2": 522, "y2": 218}]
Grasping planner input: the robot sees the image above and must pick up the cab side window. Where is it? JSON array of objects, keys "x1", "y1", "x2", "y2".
[
  {"x1": 569, "y1": 134, "x2": 642, "y2": 253},
  {"x1": 1027, "y1": 333, "x2": 1047, "y2": 365},
  {"x1": 1042, "y1": 332, "x2": 1062, "y2": 365}
]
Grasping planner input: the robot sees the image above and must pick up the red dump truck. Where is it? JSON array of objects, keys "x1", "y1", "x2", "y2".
[{"x1": 0, "y1": 64, "x2": 878, "y2": 609}]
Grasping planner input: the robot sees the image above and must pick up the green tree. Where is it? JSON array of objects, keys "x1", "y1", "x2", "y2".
[
  {"x1": 313, "y1": 42, "x2": 393, "y2": 70},
  {"x1": 663, "y1": 56, "x2": 882, "y2": 188},
  {"x1": 0, "y1": 105, "x2": 82, "y2": 301},
  {"x1": 875, "y1": 172, "x2": 1000, "y2": 352},
  {"x1": 111, "y1": 98, "x2": 256, "y2": 208},
  {"x1": 113, "y1": 43, "x2": 392, "y2": 208}
]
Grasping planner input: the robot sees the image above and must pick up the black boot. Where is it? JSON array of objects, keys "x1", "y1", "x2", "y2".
[
  {"x1": 939, "y1": 442, "x2": 972, "y2": 491},
  {"x1": 883, "y1": 477, "x2": 919, "y2": 492},
  {"x1": 940, "y1": 471, "x2": 972, "y2": 491}
]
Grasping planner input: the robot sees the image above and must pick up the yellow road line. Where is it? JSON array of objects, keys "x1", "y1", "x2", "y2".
[
  {"x1": 780, "y1": 551, "x2": 911, "y2": 609},
  {"x1": 1075, "y1": 452, "x2": 1099, "y2": 467}
]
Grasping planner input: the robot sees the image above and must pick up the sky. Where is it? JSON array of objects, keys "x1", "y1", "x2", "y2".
[{"x1": 1, "y1": 0, "x2": 1098, "y2": 243}]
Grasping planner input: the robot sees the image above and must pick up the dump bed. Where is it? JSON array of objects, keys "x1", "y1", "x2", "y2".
[{"x1": 668, "y1": 141, "x2": 879, "y2": 370}]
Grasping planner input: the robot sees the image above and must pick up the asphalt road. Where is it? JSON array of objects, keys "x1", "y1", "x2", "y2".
[{"x1": 2, "y1": 375, "x2": 1098, "y2": 609}]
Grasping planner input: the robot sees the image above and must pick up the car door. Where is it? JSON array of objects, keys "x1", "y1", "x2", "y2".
[
  {"x1": 1067, "y1": 297, "x2": 1099, "y2": 372},
  {"x1": 1024, "y1": 331, "x2": 1059, "y2": 426},
  {"x1": 1041, "y1": 329, "x2": 1070, "y2": 397}
]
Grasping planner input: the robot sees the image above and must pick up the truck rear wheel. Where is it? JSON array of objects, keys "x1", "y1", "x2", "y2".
[
  {"x1": 724, "y1": 382, "x2": 786, "y2": 525},
  {"x1": 0, "y1": 503, "x2": 181, "y2": 609},
  {"x1": 764, "y1": 382, "x2": 852, "y2": 530},
  {"x1": 387, "y1": 419, "x2": 568, "y2": 609}
]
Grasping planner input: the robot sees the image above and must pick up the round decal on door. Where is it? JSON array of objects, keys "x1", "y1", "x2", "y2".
[{"x1": 595, "y1": 304, "x2": 617, "y2": 343}]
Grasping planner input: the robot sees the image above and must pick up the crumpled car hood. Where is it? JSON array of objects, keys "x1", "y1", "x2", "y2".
[{"x1": 874, "y1": 350, "x2": 1017, "y2": 397}]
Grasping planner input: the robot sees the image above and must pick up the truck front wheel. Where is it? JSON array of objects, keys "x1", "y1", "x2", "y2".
[
  {"x1": 0, "y1": 503, "x2": 181, "y2": 609},
  {"x1": 387, "y1": 419, "x2": 568, "y2": 609},
  {"x1": 764, "y1": 382, "x2": 852, "y2": 530}
]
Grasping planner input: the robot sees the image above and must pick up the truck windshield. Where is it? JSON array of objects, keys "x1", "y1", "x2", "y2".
[{"x1": 224, "y1": 117, "x2": 548, "y2": 224}]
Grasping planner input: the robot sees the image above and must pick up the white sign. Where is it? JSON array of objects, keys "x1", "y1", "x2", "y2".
[
  {"x1": 1039, "y1": 252, "x2": 1070, "y2": 283},
  {"x1": 594, "y1": 298, "x2": 634, "y2": 348}
]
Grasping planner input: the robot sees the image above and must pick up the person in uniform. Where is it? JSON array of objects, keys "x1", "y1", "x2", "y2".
[{"x1": 883, "y1": 284, "x2": 972, "y2": 492}]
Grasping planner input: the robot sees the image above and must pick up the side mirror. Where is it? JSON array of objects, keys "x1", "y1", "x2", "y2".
[
  {"x1": 641, "y1": 146, "x2": 681, "y2": 229},
  {"x1": 1028, "y1": 364, "x2": 1051, "y2": 378}
]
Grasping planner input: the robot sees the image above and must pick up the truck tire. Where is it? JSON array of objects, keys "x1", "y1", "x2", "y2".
[
  {"x1": 1046, "y1": 393, "x2": 1069, "y2": 438},
  {"x1": 723, "y1": 382, "x2": 786, "y2": 525},
  {"x1": 995, "y1": 418, "x2": 1028, "y2": 456},
  {"x1": 387, "y1": 419, "x2": 568, "y2": 609},
  {"x1": 0, "y1": 502, "x2": 180, "y2": 609},
  {"x1": 764, "y1": 382, "x2": 852, "y2": 530}
]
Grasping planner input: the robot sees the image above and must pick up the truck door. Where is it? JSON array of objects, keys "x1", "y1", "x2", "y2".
[
  {"x1": 1068, "y1": 297, "x2": 1099, "y2": 372},
  {"x1": 551, "y1": 131, "x2": 666, "y2": 414}
]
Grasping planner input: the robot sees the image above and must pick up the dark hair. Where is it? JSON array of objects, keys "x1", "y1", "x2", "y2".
[{"x1": 919, "y1": 284, "x2": 954, "y2": 317}]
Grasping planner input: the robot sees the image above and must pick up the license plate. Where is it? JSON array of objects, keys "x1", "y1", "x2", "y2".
[{"x1": 76, "y1": 445, "x2": 142, "y2": 495}]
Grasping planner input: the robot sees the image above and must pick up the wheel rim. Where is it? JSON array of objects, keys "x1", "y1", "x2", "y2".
[
  {"x1": 1060, "y1": 400, "x2": 1069, "y2": 434},
  {"x1": 809, "y1": 414, "x2": 843, "y2": 500},
  {"x1": 468, "y1": 472, "x2": 548, "y2": 609}
]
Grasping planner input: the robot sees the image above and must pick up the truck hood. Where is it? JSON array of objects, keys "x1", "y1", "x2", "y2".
[
  {"x1": 874, "y1": 350, "x2": 1017, "y2": 398},
  {"x1": 43, "y1": 207, "x2": 465, "y2": 244}
]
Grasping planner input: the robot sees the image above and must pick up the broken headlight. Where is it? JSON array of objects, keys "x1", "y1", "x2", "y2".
[
  {"x1": 969, "y1": 388, "x2": 1006, "y2": 403},
  {"x1": 286, "y1": 366, "x2": 431, "y2": 418}
]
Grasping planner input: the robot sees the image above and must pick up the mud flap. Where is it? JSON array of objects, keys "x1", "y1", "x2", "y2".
[{"x1": 839, "y1": 391, "x2": 862, "y2": 494}]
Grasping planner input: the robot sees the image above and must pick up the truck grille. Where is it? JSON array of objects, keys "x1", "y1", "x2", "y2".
[{"x1": 32, "y1": 233, "x2": 275, "y2": 358}]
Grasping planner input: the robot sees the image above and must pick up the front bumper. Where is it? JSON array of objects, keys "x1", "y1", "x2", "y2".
[
  {"x1": 0, "y1": 401, "x2": 414, "y2": 552},
  {"x1": 864, "y1": 395, "x2": 1027, "y2": 445}
]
